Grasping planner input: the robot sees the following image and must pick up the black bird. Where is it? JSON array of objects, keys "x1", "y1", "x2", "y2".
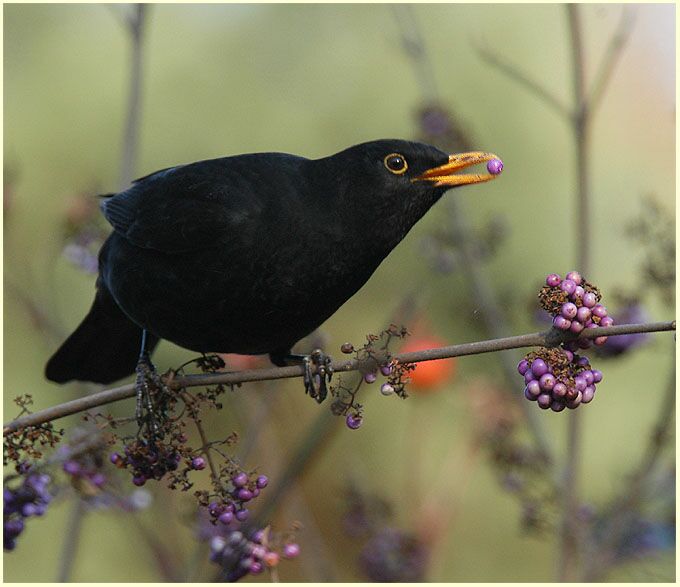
[{"x1": 45, "y1": 140, "x2": 501, "y2": 401}]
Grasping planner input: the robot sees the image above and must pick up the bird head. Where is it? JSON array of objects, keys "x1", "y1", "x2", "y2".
[{"x1": 318, "y1": 139, "x2": 502, "y2": 247}]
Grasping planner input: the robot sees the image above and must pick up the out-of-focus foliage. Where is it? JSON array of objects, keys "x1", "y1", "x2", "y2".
[{"x1": 4, "y1": 4, "x2": 674, "y2": 581}]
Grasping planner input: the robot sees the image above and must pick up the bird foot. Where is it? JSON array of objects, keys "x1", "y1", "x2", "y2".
[
  {"x1": 135, "y1": 352, "x2": 170, "y2": 439},
  {"x1": 303, "y1": 349, "x2": 334, "y2": 403}
]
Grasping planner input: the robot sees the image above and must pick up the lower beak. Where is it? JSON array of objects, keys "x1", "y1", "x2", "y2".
[{"x1": 413, "y1": 152, "x2": 502, "y2": 187}]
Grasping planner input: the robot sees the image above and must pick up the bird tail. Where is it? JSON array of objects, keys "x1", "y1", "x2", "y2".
[{"x1": 45, "y1": 285, "x2": 159, "y2": 385}]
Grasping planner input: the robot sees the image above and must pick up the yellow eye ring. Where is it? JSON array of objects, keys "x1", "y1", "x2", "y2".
[{"x1": 384, "y1": 153, "x2": 408, "y2": 175}]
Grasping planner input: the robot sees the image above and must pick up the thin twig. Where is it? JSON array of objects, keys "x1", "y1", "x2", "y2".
[
  {"x1": 5, "y1": 321, "x2": 674, "y2": 435},
  {"x1": 391, "y1": 4, "x2": 439, "y2": 102},
  {"x1": 587, "y1": 7, "x2": 635, "y2": 117},
  {"x1": 475, "y1": 42, "x2": 572, "y2": 120}
]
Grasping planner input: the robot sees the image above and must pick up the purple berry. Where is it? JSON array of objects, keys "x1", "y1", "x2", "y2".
[
  {"x1": 576, "y1": 356, "x2": 589, "y2": 367},
  {"x1": 524, "y1": 387, "x2": 537, "y2": 401},
  {"x1": 600, "y1": 316, "x2": 614, "y2": 328},
  {"x1": 569, "y1": 320, "x2": 584, "y2": 334},
  {"x1": 283, "y1": 543, "x2": 300, "y2": 559},
  {"x1": 582, "y1": 292, "x2": 597, "y2": 308},
  {"x1": 581, "y1": 386, "x2": 595, "y2": 403},
  {"x1": 592, "y1": 304, "x2": 607, "y2": 318},
  {"x1": 252, "y1": 545, "x2": 267, "y2": 559},
  {"x1": 526, "y1": 380, "x2": 541, "y2": 397},
  {"x1": 539, "y1": 373, "x2": 556, "y2": 391},
  {"x1": 582, "y1": 370, "x2": 594, "y2": 385},
  {"x1": 90, "y1": 473, "x2": 106, "y2": 488},
  {"x1": 486, "y1": 158, "x2": 503, "y2": 175},
  {"x1": 565, "y1": 387, "x2": 578, "y2": 401},
  {"x1": 219, "y1": 511, "x2": 234, "y2": 525},
  {"x1": 591, "y1": 370, "x2": 603, "y2": 383},
  {"x1": 363, "y1": 372, "x2": 377, "y2": 384},
  {"x1": 561, "y1": 302, "x2": 578, "y2": 319},
  {"x1": 562, "y1": 350, "x2": 574, "y2": 362},
  {"x1": 576, "y1": 307, "x2": 592, "y2": 323},
  {"x1": 249, "y1": 561, "x2": 264, "y2": 575},
  {"x1": 235, "y1": 509, "x2": 249, "y2": 521},
  {"x1": 550, "y1": 400, "x2": 566, "y2": 412},
  {"x1": 567, "y1": 391, "x2": 583, "y2": 409},
  {"x1": 256, "y1": 475, "x2": 268, "y2": 489},
  {"x1": 560, "y1": 279, "x2": 577, "y2": 295},
  {"x1": 524, "y1": 370, "x2": 535, "y2": 383},
  {"x1": 594, "y1": 336, "x2": 608, "y2": 346},
  {"x1": 546, "y1": 273, "x2": 562, "y2": 287},
  {"x1": 517, "y1": 359, "x2": 530, "y2": 375},
  {"x1": 565, "y1": 271, "x2": 582, "y2": 285},
  {"x1": 132, "y1": 475, "x2": 146, "y2": 487},
  {"x1": 573, "y1": 286, "x2": 585, "y2": 300},
  {"x1": 238, "y1": 489, "x2": 253, "y2": 502},
  {"x1": 380, "y1": 364, "x2": 392, "y2": 376},
  {"x1": 380, "y1": 383, "x2": 395, "y2": 396},
  {"x1": 191, "y1": 457, "x2": 206, "y2": 470},
  {"x1": 574, "y1": 376, "x2": 587, "y2": 391},
  {"x1": 537, "y1": 394, "x2": 552, "y2": 409},
  {"x1": 346, "y1": 414, "x2": 362, "y2": 430},
  {"x1": 553, "y1": 316, "x2": 571, "y2": 330},
  {"x1": 233, "y1": 472, "x2": 248, "y2": 488},
  {"x1": 553, "y1": 382, "x2": 567, "y2": 397},
  {"x1": 530, "y1": 358, "x2": 549, "y2": 377}
]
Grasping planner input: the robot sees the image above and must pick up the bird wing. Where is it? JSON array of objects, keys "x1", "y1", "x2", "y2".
[{"x1": 101, "y1": 158, "x2": 268, "y2": 253}]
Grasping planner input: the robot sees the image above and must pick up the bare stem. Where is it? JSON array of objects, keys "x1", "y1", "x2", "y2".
[
  {"x1": 557, "y1": 6, "x2": 588, "y2": 581},
  {"x1": 119, "y1": 4, "x2": 147, "y2": 189},
  {"x1": 581, "y1": 341, "x2": 676, "y2": 580},
  {"x1": 56, "y1": 499, "x2": 86, "y2": 581},
  {"x1": 5, "y1": 321, "x2": 674, "y2": 435}
]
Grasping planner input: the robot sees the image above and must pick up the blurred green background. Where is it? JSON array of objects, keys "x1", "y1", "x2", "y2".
[{"x1": 4, "y1": 3, "x2": 675, "y2": 582}]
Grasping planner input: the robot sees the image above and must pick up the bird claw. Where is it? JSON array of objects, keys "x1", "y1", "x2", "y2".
[
  {"x1": 134, "y1": 352, "x2": 169, "y2": 439},
  {"x1": 303, "y1": 349, "x2": 333, "y2": 403}
]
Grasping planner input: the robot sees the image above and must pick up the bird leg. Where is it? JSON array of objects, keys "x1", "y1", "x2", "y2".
[
  {"x1": 134, "y1": 329, "x2": 169, "y2": 439},
  {"x1": 270, "y1": 348, "x2": 333, "y2": 403}
]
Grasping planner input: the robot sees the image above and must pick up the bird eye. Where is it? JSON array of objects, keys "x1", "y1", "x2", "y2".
[{"x1": 384, "y1": 153, "x2": 408, "y2": 175}]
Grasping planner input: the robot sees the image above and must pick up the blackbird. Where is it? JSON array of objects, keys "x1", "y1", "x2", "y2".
[{"x1": 45, "y1": 139, "x2": 501, "y2": 401}]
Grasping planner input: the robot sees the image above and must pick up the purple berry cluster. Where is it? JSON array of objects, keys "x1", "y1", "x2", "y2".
[
  {"x1": 110, "y1": 440, "x2": 183, "y2": 486},
  {"x1": 210, "y1": 527, "x2": 299, "y2": 581},
  {"x1": 518, "y1": 348, "x2": 602, "y2": 411},
  {"x1": 206, "y1": 472, "x2": 269, "y2": 526},
  {"x1": 540, "y1": 271, "x2": 613, "y2": 350},
  {"x1": 519, "y1": 271, "x2": 612, "y2": 411},
  {"x1": 4, "y1": 473, "x2": 52, "y2": 551}
]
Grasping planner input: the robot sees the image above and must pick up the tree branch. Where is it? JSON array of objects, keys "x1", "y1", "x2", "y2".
[{"x1": 5, "y1": 321, "x2": 674, "y2": 435}]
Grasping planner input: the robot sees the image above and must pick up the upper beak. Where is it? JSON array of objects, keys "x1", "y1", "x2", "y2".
[{"x1": 413, "y1": 152, "x2": 502, "y2": 187}]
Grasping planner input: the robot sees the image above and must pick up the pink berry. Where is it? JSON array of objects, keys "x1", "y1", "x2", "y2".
[
  {"x1": 546, "y1": 273, "x2": 562, "y2": 287},
  {"x1": 565, "y1": 271, "x2": 582, "y2": 285},
  {"x1": 283, "y1": 543, "x2": 300, "y2": 559},
  {"x1": 486, "y1": 158, "x2": 503, "y2": 175}
]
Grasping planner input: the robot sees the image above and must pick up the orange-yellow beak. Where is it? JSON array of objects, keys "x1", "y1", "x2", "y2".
[{"x1": 413, "y1": 152, "x2": 502, "y2": 187}]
